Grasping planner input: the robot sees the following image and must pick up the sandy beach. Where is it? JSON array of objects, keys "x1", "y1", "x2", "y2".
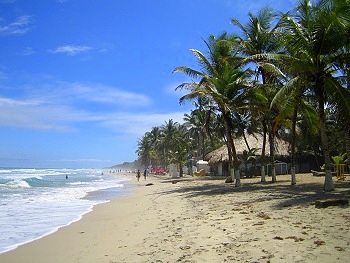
[{"x1": 1, "y1": 173, "x2": 350, "y2": 263}]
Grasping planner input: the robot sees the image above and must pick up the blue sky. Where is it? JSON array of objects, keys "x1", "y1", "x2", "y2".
[{"x1": 0, "y1": 0, "x2": 295, "y2": 168}]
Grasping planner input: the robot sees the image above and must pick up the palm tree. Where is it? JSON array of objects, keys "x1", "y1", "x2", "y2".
[
  {"x1": 231, "y1": 6, "x2": 285, "y2": 183},
  {"x1": 183, "y1": 108, "x2": 209, "y2": 160},
  {"x1": 333, "y1": 25, "x2": 350, "y2": 171},
  {"x1": 183, "y1": 97, "x2": 222, "y2": 162},
  {"x1": 160, "y1": 119, "x2": 180, "y2": 169},
  {"x1": 136, "y1": 126, "x2": 164, "y2": 168},
  {"x1": 168, "y1": 124, "x2": 192, "y2": 177},
  {"x1": 272, "y1": 79, "x2": 319, "y2": 184},
  {"x1": 277, "y1": 0, "x2": 350, "y2": 190},
  {"x1": 136, "y1": 132, "x2": 154, "y2": 168},
  {"x1": 173, "y1": 33, "x2": 254, "y2": 186}
]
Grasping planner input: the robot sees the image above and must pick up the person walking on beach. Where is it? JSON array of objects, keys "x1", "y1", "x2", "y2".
[
  {"x1": 143, "y1": 169, "x2": 147, "y2": 180},
  {"x1": 136, "y1": 170, "x2": 141, "y2": 181}
]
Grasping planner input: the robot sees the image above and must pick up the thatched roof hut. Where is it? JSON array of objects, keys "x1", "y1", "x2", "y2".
[{"x1": 205, "y1": 134, "x2": 290, "y2": 165}]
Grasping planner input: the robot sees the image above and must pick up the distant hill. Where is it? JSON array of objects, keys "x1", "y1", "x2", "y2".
[{"x1": 108, "y1": 160, "x2": 142, "y2": 170}]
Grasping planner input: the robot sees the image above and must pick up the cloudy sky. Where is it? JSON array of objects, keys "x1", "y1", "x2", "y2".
[{"x1": 0, "y1": 0, "x2": 295, "y2": 168}]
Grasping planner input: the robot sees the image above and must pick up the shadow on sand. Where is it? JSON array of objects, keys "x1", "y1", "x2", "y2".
[{"x1": 155, "y1": 175, "x2": 350, "y2": 210}]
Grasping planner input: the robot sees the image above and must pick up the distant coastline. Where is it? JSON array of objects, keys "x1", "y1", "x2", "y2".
[{"x1": 107, "y1": 160, "x2": 142, "y2": 171}]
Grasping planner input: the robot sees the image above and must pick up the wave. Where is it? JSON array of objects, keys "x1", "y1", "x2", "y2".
[
  {"x1": 68, "y1": 181, "x2": 89, "y2": 186},
  {"x1": 2, "y1": 179, "x2": 31, "y2": 188},
  {"x1": 1, "y1": 176, "x2": 63, "y2": 189}
]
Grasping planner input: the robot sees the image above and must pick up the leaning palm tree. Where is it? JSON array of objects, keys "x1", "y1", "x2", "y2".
[
  {"x1": 173, "y1": 33, "x2": 254, "y2": 186},
  {"x1": 277, "y1": 0, "x2": 350, "y2": 191}
]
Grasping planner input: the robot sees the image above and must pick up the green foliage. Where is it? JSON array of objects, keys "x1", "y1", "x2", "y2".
[
  {"x1": 332, "y1": 154, "x2": 347, "y2": 164},
  {"x1": 136, "y1": 0, "x2": 350, "y2": 181}
]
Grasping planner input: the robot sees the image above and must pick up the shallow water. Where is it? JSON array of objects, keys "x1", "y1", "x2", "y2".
[{"x1": 0, "y1": 168, "x2": 130, "y2": 253}]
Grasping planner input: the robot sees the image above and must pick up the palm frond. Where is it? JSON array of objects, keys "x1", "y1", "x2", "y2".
[
  {"x1": 299, "y1": 100, "x2": 319, "y2": 134},
  {"x1": 271, "y1": 77, "x2": 300, "y2": 107},
  {"x1": 324, "y1": 75, "x2": 350, "y2": 117},
  {"x1": 172, "y1": 66, "x2": 203, "y2": 79}
]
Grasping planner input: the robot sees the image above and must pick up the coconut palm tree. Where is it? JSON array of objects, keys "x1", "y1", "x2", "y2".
[
  {"x1": 168, "y1": 123, "x2": 192, "y2": 177},
  {"x1": 276, "y1": 0, "x2": 350, "y2": 191},
  {"x1": 136, "y1": 126, "x2": 164, "y2": 168},
  {"x1": 231, "y1": 6, "x2": 285, "y2": 182},
  {"x1": 333, "y1": 25, "x2": 350, "y2": 171},
  {"x1": 173, "y1": 33, "x2": 254, "y2": 186},
  {"x1": 159, "y1": 119, "x2": 181, "y2": 169},
  {"x1": 183, "y1": 109, "x2": 209, "y2": 160},
  {"x1": 272, "y1": 79, "x2": 319, "y2": 184},
  {"x1": 136, "y1": 132, "x2": 154, "y2": 168},
  {"x1": 183, "y1": 96, "x2": 223, "y2": 161}
]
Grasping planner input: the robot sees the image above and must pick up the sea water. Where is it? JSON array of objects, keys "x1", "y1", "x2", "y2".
[{"x1": 0, "y1": 168, "x2": 130, "y2": 254}]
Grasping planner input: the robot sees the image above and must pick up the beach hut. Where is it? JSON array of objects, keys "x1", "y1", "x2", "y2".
[{"x1": 204, "y1": 134, "x2": 290, "y2": 176}]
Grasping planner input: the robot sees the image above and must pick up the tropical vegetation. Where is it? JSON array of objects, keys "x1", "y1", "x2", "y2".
[{"x1": 136, "y1": 0, "x2": 350, "y2": 191}]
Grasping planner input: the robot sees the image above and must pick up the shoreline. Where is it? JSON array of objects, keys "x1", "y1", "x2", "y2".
[
  {"x1": 1, "y1": 173, "x2": 350, "y2": 262},
  {"x1": 0, "y1": 172, "x2": 156, "y2": 263},
  {"x1": 0, "y1": 172, "x2": 131, "y2": 255}
]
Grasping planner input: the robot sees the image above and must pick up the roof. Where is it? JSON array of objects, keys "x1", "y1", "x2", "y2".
[{"x1": 204, "y1": 134, "x2": 290, "y2": 165}]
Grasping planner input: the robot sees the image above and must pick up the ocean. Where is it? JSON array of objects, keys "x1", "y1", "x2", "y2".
[{"x1": 0, "y1": 167, "x2": 130, "y2": 254}]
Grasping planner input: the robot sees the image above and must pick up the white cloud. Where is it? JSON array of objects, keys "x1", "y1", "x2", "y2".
[
  {"x1": 0, "y1": 76, "x2": 186, "y2": 134},
  {"x1": 19, "y1": 47, "x2": 35, "y2": 56},
  {"x1": 0, "y1": 95, "x2": 187, "y2": 137},
  {"x1": 70, "y1": 83, "x2": 151, "y2": 106},
  {"x1": 100, "y1": 111, "x2": 187, "y2": 137},
  {"x1": 23, "y1": 78, "x2": 152, "y2": 107},
  {"x1": 0, "y1": 15, "x2": 33, "y2": 35},
  {"x1": 0, "y1": 96, "x2": 102, "y2": 132},
  {"x1": 50, "y1": 45, "x2": 92, "y2": 56}
]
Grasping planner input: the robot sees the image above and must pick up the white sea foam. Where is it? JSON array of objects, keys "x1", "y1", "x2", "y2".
[{"x1": 0, "y1": 168, "x2": 130, "y2": 254}]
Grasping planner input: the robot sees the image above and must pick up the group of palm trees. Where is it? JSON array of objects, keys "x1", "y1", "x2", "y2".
[{"x1": 137, "y1": 0, "x2": 350, "y2": 191}]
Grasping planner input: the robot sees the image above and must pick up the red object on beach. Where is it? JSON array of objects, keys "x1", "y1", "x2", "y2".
[{"x1": 152, "y1": 166, "x2": 166, "y2": 175}]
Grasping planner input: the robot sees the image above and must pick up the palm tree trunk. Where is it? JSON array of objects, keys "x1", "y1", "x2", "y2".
[
  {"x1": 197, "y1": 134, "x2": 201, "y2": 161},
  {"x1": 243, "y1": 132, "x2": 251, "y2": 152},
  {"x1": 291, "y1": 107, "x2": 297, "y2": 185},
  {"x1": 346, "y1": 64, "x2": 350, "y2": 172},
  {"x1": 269, "y1": 130, "x2": 277, "y2": 183},
  {"x1": 260, "y1": 121, "x2": 267, "y2": 182},
  {"x1": 202, "y1": 132, "x2": 206, "y2": 160},
  {"x1": 317, "y1": 93, "x2": 334, "y2": 191},
  {"x1": 179, "y1": 162, "x2": 183, "y2": 177},
  {"x1": 345, "y1": 122, "x2": 350, "y2": 172},
  {"x1": 224, "y1": 114, "x2": 241, "y2": 187}
]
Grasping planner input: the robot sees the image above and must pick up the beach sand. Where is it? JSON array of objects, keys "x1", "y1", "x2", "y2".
[{"x1": 1, "y1": 173, "x2": 350, "y2": 263}]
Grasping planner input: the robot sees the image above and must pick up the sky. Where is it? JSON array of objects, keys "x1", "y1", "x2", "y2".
[{"x1": 0, "y1": 0, "x2": 295, "y2": 169}]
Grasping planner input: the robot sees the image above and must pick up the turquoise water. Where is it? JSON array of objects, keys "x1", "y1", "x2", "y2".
[{"x1": 0, "y1": 168, "x2": 130, "y2": 253}]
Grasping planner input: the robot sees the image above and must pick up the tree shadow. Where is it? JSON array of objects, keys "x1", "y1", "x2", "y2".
[{"x1": 155, "y1": 176, "x2": 350, "y2": 210}]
